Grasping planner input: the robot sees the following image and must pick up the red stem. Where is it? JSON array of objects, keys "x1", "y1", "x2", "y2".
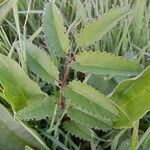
[{"x1": 59, "y1": 53, "x2": 76, "y2": 109}]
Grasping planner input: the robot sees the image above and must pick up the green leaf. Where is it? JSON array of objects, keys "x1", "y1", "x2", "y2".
[
  {"x1": 72, "y1": 51, "x2": 142, "y2": 76},
  {"x1": 111, "y1": 66, "x2": 150, "y2": 128},
  {"x1": 67, "y1": 107, "x2": 112, "y2": 130},
  {"x1": 0, "y1": 53, "x2": 49, "y2": 112},
  {"x1": 132, "y1": 0, "x2": 145, "y2": 45},
  {"x1": 63, "y1": 120, "x2": 93, "y2": 141},
  {"x1": 42, "y1": 2, "x2": 70, "y2": 56},
  {"x1": 25, "y1": 41, "x2": 59, "y2": 83},
  {"x1": 16, "y1": 96, "x2": 58, "y2": 121},
  {"x1": 87, "y1": 75, "x2": 117, "y2": 95},
  {"x1": 0, "y1": 0, "x2": 18, "y2": 23},
  {"x1": 77, "y1": 6, "x2": 130, "y2": 48},
  {"x1": 64, "y1": 80, "x2": 119, "y2": 130},
  {"x1": 0, "y1": 103, "x2": 48, "y2": 150}
]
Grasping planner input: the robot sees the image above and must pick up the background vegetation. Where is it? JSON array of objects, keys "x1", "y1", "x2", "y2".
[{"x1": 0, "y1": 0, "x2": 150, "y2": 150}]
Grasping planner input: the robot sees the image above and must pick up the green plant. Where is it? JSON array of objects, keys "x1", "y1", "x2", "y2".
[{"x1": 0, "y1": 0, "x2": 150, "y2": 149}]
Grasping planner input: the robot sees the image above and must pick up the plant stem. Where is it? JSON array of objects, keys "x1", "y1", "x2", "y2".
[
  {"x1": 130, "y1": 121, "x2": 139, "y2": 150},
  {"x1": 62, "y1": 53, "x2": 76, "y2": 88},
  {"x1": 59, "y1": 53, "x2": 76, "y2": 109}
]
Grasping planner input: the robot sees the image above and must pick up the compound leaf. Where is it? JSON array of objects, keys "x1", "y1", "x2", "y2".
[
  {"x1": 111, "y1": 66, "x2": 150, "y2": 128},
  {"x1": 77, "y1": 6, "x2": 130, "y2": 48},
  {"x1": 42, "y1": 2, "x2": 70, "y2": 56},
  {"x1": 72, "y1": 51, "x2": 142, "y2": 76}
]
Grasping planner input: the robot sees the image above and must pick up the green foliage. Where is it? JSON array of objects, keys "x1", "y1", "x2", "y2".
[
  {"x1": 77, "y1": 7, "x2": 130, "y2": 48},
  {"x1": 0, "y1": 0, "x2": 18, "y2": 23},
  {"x1": 65, "y1": 80, "x2": 118, "y2": 120},
  {"x1": 63, "y1": 120, "x2": 93, "y2": 141},
  {"x1": 87, "y1": 75, "x2": 117, "y2": 95},
  {"x1": 67, "y1": 107, "x2": 112, "y2": 130},
  {"x1": 111, "y1": 129, "x2": 127, "y2": 150},
  {"x1": 132, "y1": 0, "x2": 146, "y2": 45},
  {"x1": 111, "y1": 66, "x2": 150, "y2": 128},
  {"x1": 42, "y1": 2, "x2": 70, "y2": 56},
  {"x1": 64, "y1": 80, "x2": 118, "y2": 130},
  {"x1": 137, "y1": 129, "x2": 150, "y2": 150},
  {"x1": 25, "y1": 41, "x2": 59, "y2": 83},
  {"x1": 0, "y1": 0, "x2": 150, "y2": 149},
  {"x1": 0, "y1": 53, "x2": 48, "y2": 112},
  {"x1": 136, "y1": 127, "x2": 150, "y2": 149},
  {"x1": 117, "y1": 139, "x2": 130, "y2": 150},
  {"x1": 0, "y1": 103, "x2": 47, "y2": 150},
  {"x1": 16, "y1": 96, "x2": 58, "y2": 121},
  {"x1": 72, "y1": 51, "x2": 142, "y2": 76},
  {"x1": 0, "y1": 0, "x2": 5, "y2": 5}
]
